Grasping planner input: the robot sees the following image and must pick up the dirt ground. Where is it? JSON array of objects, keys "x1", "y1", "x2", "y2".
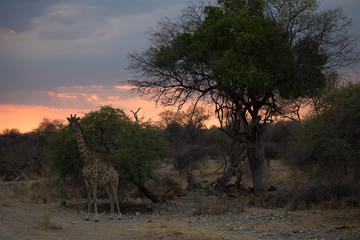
[
  {"x1": 1, "y1": 186, "x2": 360, "y2": 239},
  {"x1": 1, "y1": 160, "x2": 360, "y2": 240}
]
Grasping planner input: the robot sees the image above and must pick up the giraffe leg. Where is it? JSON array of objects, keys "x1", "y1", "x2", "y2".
[
  {"x1": 84, "y1": 180, "x2": 92, "y2": 221},
  {"x1": 92, "y1": 183, "x2": 99, "y2": 222},
  {"x1": 104, "y1": 183, "x2": 115, "y2": 220},
  {"x1": 110, "y1": 181, "x2": 121, "y2": 220}
]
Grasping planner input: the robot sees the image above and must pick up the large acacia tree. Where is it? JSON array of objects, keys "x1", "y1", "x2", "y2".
[{"x1": 128, "y1": 0, "x2": 358, "y2": 194}]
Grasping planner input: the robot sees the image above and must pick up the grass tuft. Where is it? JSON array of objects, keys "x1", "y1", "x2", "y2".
[
  {"x1": 34, "y1": 215, "x2": 63, "y2": 231},
  {"x1": 193, "y1": 198, "x2": 232, "y2": 216}
]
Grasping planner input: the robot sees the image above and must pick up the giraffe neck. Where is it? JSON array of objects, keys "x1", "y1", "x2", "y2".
[{"x1": 73, "y1": 122, "x2": 93, "y2": 163}]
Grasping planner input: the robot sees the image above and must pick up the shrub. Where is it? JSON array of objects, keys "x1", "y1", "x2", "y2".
[
  {"x1": 263, "y1": 120, "x2": 300, "y2": 160},
  {"x1": 286, "y1": 181, "x2": 360, "y2": 210},
  {"x1": 264, "y1": 141, "x2": 279, "y2": 159},
  {"x1": 173, "y1": 145, "x2": 208, "y2": 174},
  {"x1": 293, "y1": 83, "x2": 360, "y2": 183}
]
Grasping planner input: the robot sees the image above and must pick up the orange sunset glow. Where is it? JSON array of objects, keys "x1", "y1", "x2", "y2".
[
  {"x1": 0, "y1": 85, "x2": 168, "y2": 133},
  {"x1": 0, "y1": 84, "x2": 218, "y2": 133},
  {"x1": 0, "y1": 85, "x2": 220, "y2": 133},
  {"x1": 0, "y1": 105, "x2": 87, "y2": 132}
]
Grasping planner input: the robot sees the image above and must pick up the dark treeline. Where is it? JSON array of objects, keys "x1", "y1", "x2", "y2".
[
  {"x1": 1, "y1": 83, "x2": 359, "y2": 187},
  {"x1": 0, "y1": 119, "x2": 64, "y2": 180}
]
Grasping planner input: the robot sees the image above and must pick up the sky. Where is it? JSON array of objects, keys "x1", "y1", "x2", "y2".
[{"x1": 0, "y1": 0, "x2": 359, "y2": 132}]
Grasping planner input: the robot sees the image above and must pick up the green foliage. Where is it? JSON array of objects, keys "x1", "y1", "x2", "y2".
[
  {"x1": 47, "y1": 106, "x2": 170, "y2": 186},
  {"x1": 203, "y1": 3, "x2": 295, "y2": 96},
  {"x1": 294, "y1": 84, "x2": 360, "y2": 182},
  {"x1": 46, "y1": 127, "x2": 81, "y2": 178},
  {"x1": 113, "y1": 123, "x2": 170, "y2": 185}
]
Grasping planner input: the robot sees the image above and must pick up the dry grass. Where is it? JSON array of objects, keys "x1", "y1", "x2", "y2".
[
  {"x1": 192, "y1": 195, "x2": 245, "y2": 216},
  {"x1": 236, "y1": 159, "x2": 360, "y2": 211},
  {"x1": 13, "y1": 178, "x2": 84, "y2": 203},
  {"x1": 284, "y1": 182, "x2": 360, "y2": 211},
  {"x1": 145, "y1": 173, "x2": 187, "y2": 202},
  {"x1": 9, "y1": 158, "x2": 360, "y2": 213},
  {"x1": 33, "y1": 215, "x2": 63, "y2": 231},
  {"x1": 193, "y1": 199, "x2": 229, "y2": 215},
  {"x1": 144, "y1": 222, "x2": 184, "y2": 235}
]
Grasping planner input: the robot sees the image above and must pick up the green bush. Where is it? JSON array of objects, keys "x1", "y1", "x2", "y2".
[{"x1": 46, "y1": 106, "x2": 171, "y2": 186}]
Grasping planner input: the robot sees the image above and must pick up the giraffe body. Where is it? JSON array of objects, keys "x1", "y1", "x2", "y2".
[{"x1": 67, "y1": 114, "x2": 121, "y2": 222}]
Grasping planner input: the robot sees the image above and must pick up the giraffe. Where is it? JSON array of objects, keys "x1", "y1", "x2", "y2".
[{"x1": 67, "y1": 114, "x2": 121, "y2": 222}]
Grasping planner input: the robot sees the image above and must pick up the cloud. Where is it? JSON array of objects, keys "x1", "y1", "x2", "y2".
[
  {"x1": 0, "y1": 83, "x2": 164, "y2": 128},
  {"x1": 57, "y1": 93, "x2": 77, "y2": 99},
  {"x1": 36, "y1": 2, "x2": 110, "y2": 41},
  {"x1": 0, "y1": 1, "x2": 53, "y2": 32},
  {"x1": 0, "y1": 0, "x2": 189, "y2": 92},
  {"x1": 114, "y1": 85, "x2": 135, "y2": 90}
]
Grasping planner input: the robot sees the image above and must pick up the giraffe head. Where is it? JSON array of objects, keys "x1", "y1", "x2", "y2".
[{"x1": 67, "y1": 114, "x2": 80, "y2": 127}]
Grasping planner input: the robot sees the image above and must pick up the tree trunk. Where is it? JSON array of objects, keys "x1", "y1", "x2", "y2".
[
  {"x1": 251, "y1": 163, "x2": 263, "y2": 194},
  {"x1": 135, "y1": 182, "x2": 158, "y2": 203},
  {"x1": 213, "y1": 167, "x2": 234, "y2": 192},
  {"x1": 213, "y1": 142, "x2": 246, "y2": 192},
  {"x1": 247, "y1": 125, "x2": 265, "y2": 195},
  {"x1": 186, "y1": 171, "x2": 208, "y2": 191}
]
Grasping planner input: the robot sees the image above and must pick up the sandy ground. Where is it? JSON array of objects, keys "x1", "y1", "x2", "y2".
[{"x1": 1, "y1": 191, "x2": 360, "y2": 240}]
